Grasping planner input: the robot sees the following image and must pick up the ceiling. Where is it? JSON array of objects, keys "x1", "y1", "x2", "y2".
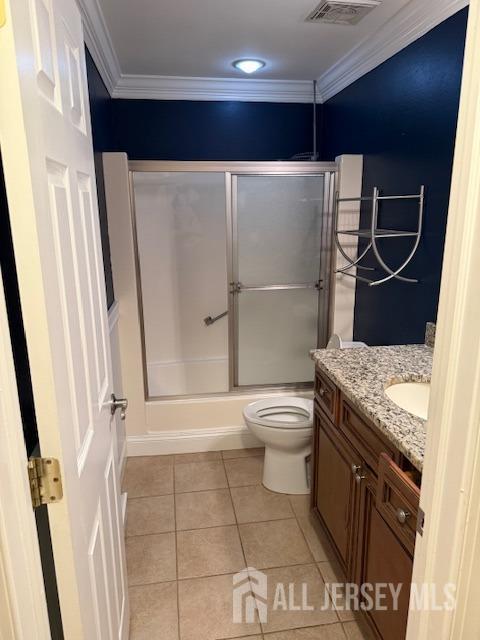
[
  {"x1": 83, "y1": 0, "x2": 467, "y2": 101},
  {"x1": 98, "y1": 0, "x2": 411, "y2": 80}
]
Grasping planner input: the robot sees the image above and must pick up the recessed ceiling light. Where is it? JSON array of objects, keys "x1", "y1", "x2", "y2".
[{"x1": 232, "y1": 59, "x2": 266, "y2": 74}]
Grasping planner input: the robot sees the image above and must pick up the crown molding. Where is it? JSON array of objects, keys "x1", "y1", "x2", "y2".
[
  {"x1": 317, "y1": 0, "x2": 469, "y2": 102},
  {"x1": 77, "y1": 0, "x2": 121, "y2": 94},
  {"x1": 112, "y1": 74, "x2": 316, "y2": 103}
]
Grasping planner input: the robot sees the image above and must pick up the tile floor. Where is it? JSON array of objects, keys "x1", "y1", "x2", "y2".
[{"x1": 123, "y1": 448, "x2": 374, "y2": 640}]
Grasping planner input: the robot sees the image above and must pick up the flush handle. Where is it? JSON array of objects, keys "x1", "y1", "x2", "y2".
[{"x1": 110, "y1": 394, "x2": 128, "y2": 420}]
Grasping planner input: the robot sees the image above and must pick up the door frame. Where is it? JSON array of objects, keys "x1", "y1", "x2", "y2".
[
  {"x1": 127, "y1": 160, "x2": 337, "y2": 400},
  {"x1": 407, "y1": 2, "x2": 480, "y2": 638},
  {"x1": 2, "y1": 4, "x2": 476, "y2": 636},
  {"x1": 0, "y1": 265, "x2": 51, "y2": 639}
]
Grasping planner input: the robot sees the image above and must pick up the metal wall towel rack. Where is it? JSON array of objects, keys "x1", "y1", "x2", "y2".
[{"x1": 334, "y1": 185, "x2": 425, "y2": 286}]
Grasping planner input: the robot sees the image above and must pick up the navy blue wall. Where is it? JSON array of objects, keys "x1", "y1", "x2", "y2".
[
  {"x1": 109, "y1": 99, "x2": 316, "y2": 161},
  {"x1": 85, "y1": 48, "x2": 115, "y2": 308},
  {"x1": 322, "y1": 8, "x2": 468, "y2": 345}
]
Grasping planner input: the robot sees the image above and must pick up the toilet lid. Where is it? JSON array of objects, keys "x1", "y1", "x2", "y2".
[{"x1": 243, "y1": 397, "x2": 313, "y2": 429}]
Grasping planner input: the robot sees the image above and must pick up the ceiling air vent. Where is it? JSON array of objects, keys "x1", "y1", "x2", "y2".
[{"x1": 305, "y1": 0, "x2": 381, "y2": 25}]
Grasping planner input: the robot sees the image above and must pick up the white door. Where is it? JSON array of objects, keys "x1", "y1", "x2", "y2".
[{"x1": 0, "y1": 0, "x2": 129, "y2": 638}]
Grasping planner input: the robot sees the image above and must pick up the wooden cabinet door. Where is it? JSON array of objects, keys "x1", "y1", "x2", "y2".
[
  {"x1": 313, "y1": 405, "x2": 362, "y2": 574},
  {"x1": 356, "y1": 478, "x2": 413, "y2": 640}
]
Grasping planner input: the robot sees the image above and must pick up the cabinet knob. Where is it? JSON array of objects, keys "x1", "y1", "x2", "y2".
[
  {"x1": 396, "y1": 508, "x2": 410, "y2": 524},
  {"x1": 351, "y1": 464, "x2": 361, "y2": 475},
  {"x1": 355, "y1": 473, "x2": 366, "y2": 484},
  {"x1": 318, "y1": 387, "x2": 326, "y2": 397}
]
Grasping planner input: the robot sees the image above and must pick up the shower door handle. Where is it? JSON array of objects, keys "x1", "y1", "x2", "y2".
[
  {"x1": 204, "y1": 311, "x2": 228, "y2": 326},
  {"x1": 230, "y1": 281, "x2": 322, "y2": 292}
]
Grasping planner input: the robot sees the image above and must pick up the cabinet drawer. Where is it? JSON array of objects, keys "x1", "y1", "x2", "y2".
[
  {"x1": 314, "y1": 369, "x2": 338, "y2": 423},
  {"x1": 339, "y1": 398, "x2": 396, "y2": 473},
  {"x1": 376, "y1": 453, "x2": 420, "y2": 556}
]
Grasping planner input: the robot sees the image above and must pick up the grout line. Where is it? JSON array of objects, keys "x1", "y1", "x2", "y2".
[
  {"x1": 289, "y1": 496, "x2": 316, "y2": 564},
  {"x1": 223, "y1": 454, "x2": 263, "y2": 629},
  {"x1": 174, "y1": 457, "x2": 224, "y2": 465},
  {"x1": 175, "y1": 517, "x2": 300, "y2": 536},
  {"x1": 262, "y1": 619, "x2": 348, "y2": 637},
  {"x1": 224, "y1": 456, "x2": 248, "y2": 566},
  {"x1": 126, "y1": 481, "x2": 265, "y2": 499},
  {"x1": 130, "y1": 559, "x2": 334, "y2": 588},
  {"x1": 124, "y1": 530, "x2": 176, "y2": 540},
  {"x1": 175, "y1": 485, "x2": 230, "y2": 495},
  {"x1": 126, "y1": 492, "x2": 173, "y2": 499},
  {"x1": 176, "y1": 523, "x2": 239, "y2": 535},
  {"x1": 285, "y1": 495, "x2": 342, "y2": 626},
  {"x1": 174, "y1": 459, "x2": 263, "y2": 468},
  {"x1": 221, "y1": 452, "x2": 265, "y2": 461},
  {"x1": 172, "y1": 455, "x2": 181, "y2": 640},
  {"x1": 127, "y1": 556, "x2": 346, "y2": 588}
]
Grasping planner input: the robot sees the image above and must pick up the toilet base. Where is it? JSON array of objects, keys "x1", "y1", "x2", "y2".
[{"x1": 262, "y1": 445, "x2": 311, "y2": 495}]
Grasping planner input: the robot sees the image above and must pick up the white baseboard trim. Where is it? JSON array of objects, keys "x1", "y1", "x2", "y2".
[{"x1": 126, "y1": 425, "x2": 262, "y2": 457}]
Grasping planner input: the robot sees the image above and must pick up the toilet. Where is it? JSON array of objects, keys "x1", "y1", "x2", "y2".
[{"x1": 243, "y1": 397, "x2": 313, "y2": 495}]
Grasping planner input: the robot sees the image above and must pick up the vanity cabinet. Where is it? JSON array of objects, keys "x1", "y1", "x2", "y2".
[
  {"x1": 312, "y1": 368, "x2": 421, "y2": 640},
  {"x1": 313, "y1": 406, "x2": 360, "y2": 572}
]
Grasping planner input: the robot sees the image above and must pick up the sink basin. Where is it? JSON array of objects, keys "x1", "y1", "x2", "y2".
[{"x1": 384, "y1": 382, "x2": 430, "y2": 420}]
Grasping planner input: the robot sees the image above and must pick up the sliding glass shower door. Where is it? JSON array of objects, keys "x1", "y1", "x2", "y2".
[
  {"x1": 130, "y1": 163, "x2": 334, "y2": 399},
  {"x1": 232, "y1": 174, "x2": 326, "y2": 387},
  {"x1": 133, "y1": 171, "x2": 229, "y2": 397}
]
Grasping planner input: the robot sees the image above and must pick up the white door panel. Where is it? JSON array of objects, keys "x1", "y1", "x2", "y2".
[{"x1": 0, "y1": 0, "x2": 129, "y2": 637}]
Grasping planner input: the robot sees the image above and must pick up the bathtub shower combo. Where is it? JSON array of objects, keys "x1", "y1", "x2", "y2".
[
  {"x1": 130, "y1": 162, "x2": 336, "y2": 397},
  {"x1": 130, "y1": 162, "x2": 337, "y2": 492}
]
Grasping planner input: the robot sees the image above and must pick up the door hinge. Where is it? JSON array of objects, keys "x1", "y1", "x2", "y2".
[{"x1": 28, "y1": 457, "x2": 63, "y2": 509}]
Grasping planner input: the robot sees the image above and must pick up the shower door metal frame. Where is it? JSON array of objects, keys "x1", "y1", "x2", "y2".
[
  {"x1": 128, "y1": 161, "x2": 337, "y2": 400},
  {"x1": 228, "y1": 170, "x2": 336, "y2": 391}
]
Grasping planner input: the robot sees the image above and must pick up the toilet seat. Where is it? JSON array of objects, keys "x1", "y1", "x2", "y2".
[{"x1": 243, "y1": 397, "x2": 313, "y2": 429}]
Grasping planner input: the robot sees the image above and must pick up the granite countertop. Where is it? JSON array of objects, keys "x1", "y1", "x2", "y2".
[{"x1": 310, "y1": 344, "x2": 433, "y2": 471}]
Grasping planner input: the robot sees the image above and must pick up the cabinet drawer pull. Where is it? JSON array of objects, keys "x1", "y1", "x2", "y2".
[{"x1": 396, "y1": 508, "x2": 411, "y2": 524}]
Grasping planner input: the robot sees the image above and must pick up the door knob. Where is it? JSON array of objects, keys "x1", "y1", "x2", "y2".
[{"x1": 110, "y1": 394, "x2": 128, "y2": 420}]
